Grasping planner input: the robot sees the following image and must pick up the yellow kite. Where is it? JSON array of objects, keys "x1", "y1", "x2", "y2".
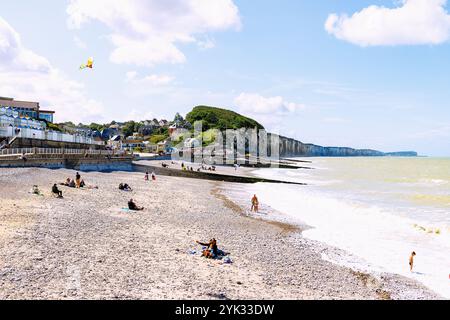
[{"x1": 80, "y1": 57, "x2": 94, "y2": 70}]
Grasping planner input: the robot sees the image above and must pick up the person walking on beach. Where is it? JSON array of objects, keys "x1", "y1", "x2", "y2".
[
  {"x1": 151, "y1": 172, "x2": 156, "y2": 181},
  {"x1": 251, "y1": 194, "x2": 259, "y2": 213},
  {"x1": 409, "y1": 251, "x2": 416, "y2": 272},
  {"x1": 144, "y1": 171, "x2": 149, "y2": 181},
  {"x1": 75, "y1": 172, "x2": 81, "y2": 188}
]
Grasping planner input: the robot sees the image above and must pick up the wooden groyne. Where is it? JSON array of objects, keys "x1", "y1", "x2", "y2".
[{"x1": 133, "y1": 162, "x2": 306, "y2": 185}]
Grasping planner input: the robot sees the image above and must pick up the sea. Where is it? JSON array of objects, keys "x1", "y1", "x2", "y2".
[{"x1": 244, "y1": 157, "x2": 450, "y2": 298}]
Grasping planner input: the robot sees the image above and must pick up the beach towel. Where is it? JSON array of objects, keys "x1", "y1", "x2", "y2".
[
  {"x1": 190, "y1": 247, "x2": 230, "y2": 261},
  {"x1": 223, "y1": 257, "x2": 233, "y2": 264}
]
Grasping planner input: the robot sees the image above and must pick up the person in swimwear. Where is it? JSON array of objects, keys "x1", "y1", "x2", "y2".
[
  {"x1": 409, "y1": 251, "x2": 416, "y2": 272},
  {"x1": 196, "y1": 238, "x2": 218, "y2": 259},
  {"x1": 251, "y1": 194, "x2": 259, "y2": 213},
  {"x1": 75, "y1": 172, "x2": 81, "y2": 188}
]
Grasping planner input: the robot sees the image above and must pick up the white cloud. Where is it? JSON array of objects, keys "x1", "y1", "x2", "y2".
[
  {"x1": 0, "y1": 17, "x2": 104, "y2": 123},
  {"x1": 233, "y1": 92, "x2": 305, "y2": 131},
  {"x1": 234, "y1": 92, "x2": 305, "y2": 115},
  {"x1": 66, "y1": 0, "x2": 241, "y2": 67},
  {"x1": 73, "y1": 35, "x2": 87, "y2": 49},
  {"x1": 197, "y1": 37, "x2": 216, "y2": 50},
  {"x1": 0, "y1": 18, "x2": 51, "y2": 72},
  {"x1": 410, "y1": 124, "x2": 450, "y2": 139},
  {"x1": 124, "y1": 109, "x2": 156, "y2": 122},
  {"x1": 325, "y1": 0, "x2": 450, "y2": 46},
  {"x1": 323, "y1": 117, "x2": 347, "y2": 124},
  {"x1": 125, "y1": 71, "x2": 174, "y2": 86}
]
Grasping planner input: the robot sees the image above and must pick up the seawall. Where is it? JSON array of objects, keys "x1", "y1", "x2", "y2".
[
  {"x1": 0, "y1": 156, "x2": 133, "y2": 172},
  {"x1": 6, "y1": 137, "x2": 105, "y2": 150}
]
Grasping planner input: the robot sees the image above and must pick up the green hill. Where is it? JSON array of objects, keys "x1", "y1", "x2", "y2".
[{"x1": 186, "y1": 106, "x2": 264, "y2": 131}]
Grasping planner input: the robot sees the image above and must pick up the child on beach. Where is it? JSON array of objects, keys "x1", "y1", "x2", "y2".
[
  {"x1": 151, "y1": 172, "x2": 156, "y2": 181},
  {"x1": 251, "y1": 194, "x2": 259, "y2": 213},
  {"x1": 30, "y1": 185, "x2": 41, "y2": 195},
  {"x1": 75, "y1": 172, "x2": 81, "y2": 188},
  {"x1": 145, "y1": 172, "x2": 149, "y2": 181},
  {"x1": 409, "y1": 251, "x2": 416, "y2": 272}
]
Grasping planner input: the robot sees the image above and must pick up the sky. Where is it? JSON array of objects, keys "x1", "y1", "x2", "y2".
[{"x1": 0, "y1": 0, "x2": 450, "y2": 156}]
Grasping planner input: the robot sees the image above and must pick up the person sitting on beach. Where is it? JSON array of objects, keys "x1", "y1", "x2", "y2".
[
  {"x1": 68, "y1": 179, "x2": 76, "y2": 188},
  {"x1": 128, "y1": 199, "x2": 144, "y2": 211},
  {"x1": 30, "y1": 185, "x2": 41, "y2": 195},
  {"x1": 119, "y1": 183, "x2": 132, "y2": 191},
  {"x1": 59, "y1": 178, "x2": 71, "y2": 187},
  {"x1": 80, "y1": 179, "x2": 86, "y2": 188},
  {"x1": 52, "y1": 184, "x2": 63, "y2": 198},
  {"x1": 251, "y1": 194, "x2": 259, "y2": 213},
  {"x1": 409, "y1": 251, "x2": 416, "y2": 272},
  {"x1": 196, "y1": 238, "x2": 219, "y2": 259}
]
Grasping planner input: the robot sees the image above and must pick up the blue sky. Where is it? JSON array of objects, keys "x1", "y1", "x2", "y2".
[{"x1": 0, "y1": 0, "x2": 449, "y2": 156}]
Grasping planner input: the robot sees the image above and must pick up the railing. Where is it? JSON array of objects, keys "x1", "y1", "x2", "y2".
[{"x1": 0, "y1": 148, "x2": 35, "y2": 156}]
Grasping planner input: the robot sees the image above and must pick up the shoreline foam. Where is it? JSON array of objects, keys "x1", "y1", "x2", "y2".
[{"x1": 244, "y1": 158, "x2": 449, "y2": 299}]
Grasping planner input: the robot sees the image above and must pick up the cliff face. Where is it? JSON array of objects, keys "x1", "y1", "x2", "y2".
[{"x1": 276, "y1": 135, "x2": 417, "y2": 157}]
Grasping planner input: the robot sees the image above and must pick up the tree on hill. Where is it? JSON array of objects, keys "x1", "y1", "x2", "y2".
[
  {"x1": 122, "y1": 121, "x2": 143, "y2": 137},
  {"x1": 186, "y1": 106, "x2": 264, "y2": 131},
  {"x1": 89, "y1": 123, "x2": 104, "y2": 132}
]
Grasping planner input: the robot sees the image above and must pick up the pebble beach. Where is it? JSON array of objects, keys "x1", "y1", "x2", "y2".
[{"x1": 0, "y1": 167, "x2": 441, "y2": 300}]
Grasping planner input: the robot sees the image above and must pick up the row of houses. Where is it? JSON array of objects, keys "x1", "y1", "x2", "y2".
[
  {"x1": 1, "y1": 96, "x2": 196, "y2": 152},
  {"x1": 0, "y1": 97, "x2": 101, "y2": 146},
  {"x1": 0, "y1": 97, "x2": 55, "y2": 123},
  {"x1": 108, "y1": 135, "x2": 172, "y2": 154},
  {"x1": 0, "y1": 107, "x2": 47, "y2": 130}
]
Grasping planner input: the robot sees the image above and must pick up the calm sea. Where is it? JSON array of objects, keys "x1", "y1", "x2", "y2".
[{"x1": 249, "y1": 157, "x2": 450, "y2": 298}]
